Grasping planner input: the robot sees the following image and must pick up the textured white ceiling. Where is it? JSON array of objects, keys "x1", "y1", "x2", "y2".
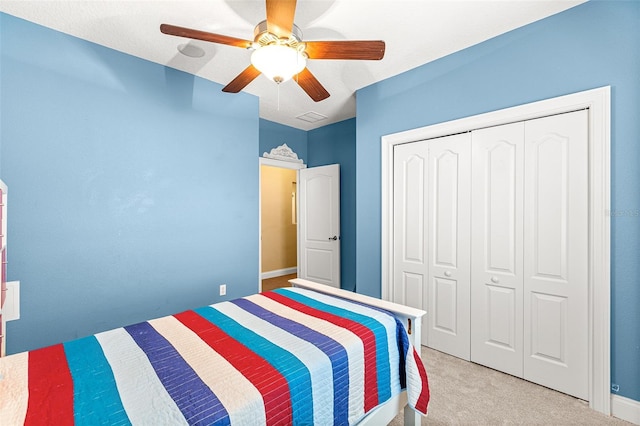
[{"x1": 0, "y1": 0, "x2": 585, "y2": 130}]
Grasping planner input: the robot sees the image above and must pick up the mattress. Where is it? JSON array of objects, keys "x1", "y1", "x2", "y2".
[{"x1": 0, "y1": 287, "x2": 429, "y2": 425}]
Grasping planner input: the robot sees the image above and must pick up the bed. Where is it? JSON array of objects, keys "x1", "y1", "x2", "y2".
[{"x1": 0, "y1": 278, "x2": 429, "y2": 425}]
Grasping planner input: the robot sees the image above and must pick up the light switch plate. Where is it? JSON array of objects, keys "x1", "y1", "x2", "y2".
[{"x1": 4, "y1": 281, "x2": 20, "y2": 321}]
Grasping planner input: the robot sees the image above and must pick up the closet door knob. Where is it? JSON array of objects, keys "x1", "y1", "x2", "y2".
[
  {"x1": 491, "y1": 276, "x2": 499, "y2": 283},
  {"x1": 444, "y1": 271, "x2": 452, "y2": 277}
]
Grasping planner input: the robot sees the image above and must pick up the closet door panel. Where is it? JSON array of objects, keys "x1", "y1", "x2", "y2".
[
  {"x1": 393, "y1": 142, "x2": 429, "y2": 345},
  {"x1": 523, "y1": 110, "x2": 589, "y2": 400},
  {"x1": 471, "y1": 122, "x2": 525, "y2": 376},
  {"x1": 427, "y1": 133, "x2": 471, "y2": 360},
  {"x1": 433, "y1": 277, "x2": 458, "y2": 333}
]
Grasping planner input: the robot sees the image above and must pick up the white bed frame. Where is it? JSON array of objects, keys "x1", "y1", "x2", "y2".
[{"x1": 290, "y1": 278, "x2": 426, "y2": 426}]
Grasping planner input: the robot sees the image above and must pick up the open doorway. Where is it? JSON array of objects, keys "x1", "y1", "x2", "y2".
[
  {"x1": 258, "y1": 146, "x2": 341, "y2": 292},
  {"x1": 260, "y1": 164, "x2": 297, "y2": 291},
  {"x1": 258, "y1": 156, "x2": 306, "y2": 292}
]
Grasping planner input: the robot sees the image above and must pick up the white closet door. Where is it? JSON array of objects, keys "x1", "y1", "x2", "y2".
[
  {"x1": 393, "y1": 142, "x2": 429, "y2": 345},
  {"x1": 470, "y1": 122, "x2": 525, "y2": 376},
  {"x1": 426, "y1": 133, "x2": 471, "y2": 360},
  {"x1": 523, "y1": 110, "x2": 589, "y2": 400}
]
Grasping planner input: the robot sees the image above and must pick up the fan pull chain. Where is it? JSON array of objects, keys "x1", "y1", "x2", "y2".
[{"x1": 277, "y1": 83, "x2": 281, "y2": 111}]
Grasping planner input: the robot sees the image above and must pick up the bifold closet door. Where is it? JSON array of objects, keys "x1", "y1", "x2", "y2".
[
  {"x1": 393, "y1": 133, "x2": 471, "y2": 356},
  {"x1": 471, "y1": 110, "x2": 589, "y2": 399},
  {"x1": 393, "y1": 109, "x2": 589, "y2": 399},
  {"x1": 470, "y1": 122, "x2": 525, "y2": 377},
  {"x1": 393, "y1": 141, "x2": 429, "y2": 346},
  {"x1": 523, "y1": 110, "x2": 589, "y2": 400},
  {"x1": 426, "y1": 133, "x2": 471, "y2": 360}
]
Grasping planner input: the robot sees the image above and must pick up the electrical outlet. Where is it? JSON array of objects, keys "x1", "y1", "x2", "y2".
[{"x1": 219, "y1": 284, "x2": 227, "y2": 296}]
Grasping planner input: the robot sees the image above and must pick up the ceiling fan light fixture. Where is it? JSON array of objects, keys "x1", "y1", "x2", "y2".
[
  {"x1": 251, "y1": 44, "x2": 307, "y2": 84},
  {"x1": 161, "y1": 2, "x2": 384, "y2": 101}
]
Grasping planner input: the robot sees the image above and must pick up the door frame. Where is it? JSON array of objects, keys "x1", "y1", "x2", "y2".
[
  {"x1": 381, "y1": 86, "x2": 611, "y2": 414},
  {"x1": 258, "y1": 157, "x2": 306, "y2": 292}
]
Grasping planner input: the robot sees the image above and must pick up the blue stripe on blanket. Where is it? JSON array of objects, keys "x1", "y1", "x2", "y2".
[
  {"x1": 125, "y1": 322, "x2": 230, "y2": 426},
  {"x1": 194, "y1": 306, "x2": 314, "y2": 425},
  {"x1": 273, "y1": 288, "x2": 393, "y2": 402},
  {"x1": 63, "y1": 336, "x2": 130, "y2": 426},
  {"x1": 395, "y1": 317, "x2": 410, "y2": 389},
  {"x1": 231, "y1": 297, "x2": 350, "y2": 425}
]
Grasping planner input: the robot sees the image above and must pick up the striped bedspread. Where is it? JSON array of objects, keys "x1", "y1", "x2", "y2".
[{"x1": 0, "y1": 287, "x2": 429, "y2": 425}]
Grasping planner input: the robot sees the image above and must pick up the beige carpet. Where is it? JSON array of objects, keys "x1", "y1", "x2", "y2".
[{"x1": 390, "y1": 347, "x2": 629, "y2": 425}]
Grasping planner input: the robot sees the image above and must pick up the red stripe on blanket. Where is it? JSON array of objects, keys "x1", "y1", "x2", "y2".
[
  {"x1": 25, "y1": 344, "x2": 74, "y2": 426},
  {"x1": 262, "y1": 291, "x2": 380, "y2": 411},
  {"x1": 412, "y1": 348, "x2": 430, "y2": 414},
  {"x1": 174, "y1": 310, "x2": 293, "y2": 425}
]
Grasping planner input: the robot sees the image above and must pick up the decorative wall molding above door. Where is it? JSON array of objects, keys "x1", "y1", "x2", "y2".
[{"x1": 262, "y1": 143, "x2": 304, "y2": 164}]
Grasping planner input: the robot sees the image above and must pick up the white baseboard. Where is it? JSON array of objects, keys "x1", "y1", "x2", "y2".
[
  {"x1": 612, "y1": 394, "x2": 640, "y2": 425},
  {"x1": 261, "y1": 267, "x2": 297, "y2": 280}
]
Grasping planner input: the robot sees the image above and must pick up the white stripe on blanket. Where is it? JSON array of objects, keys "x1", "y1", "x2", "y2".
[
  {"x1": 291, "y1": 288, "x2": 403, "y2": 397},
  {"x1": 246, "y1": 293, "x2": 366, "y2": 424},
  {"x1": 215, "y1": 301, "x2": 335, "y2": 426},
  {"x1": 0, "y1": 351, "x2": 29, "y2": 424},
  {"x1": 149, "y1": 316, "x2": 267, "y2": 426},
  {"x1": 96, "y1": 328, "x2": 188, "y2": 426}
]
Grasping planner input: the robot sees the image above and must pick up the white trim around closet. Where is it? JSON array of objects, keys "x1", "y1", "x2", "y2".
[{"x1": 381, "y1": 86, "x2": 611, "y2": 415}]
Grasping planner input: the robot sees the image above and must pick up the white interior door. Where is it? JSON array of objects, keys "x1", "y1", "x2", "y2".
[
  {"x1": 471, "y1": 122, "x2": 525, "y2": 376},
  {"x1": 426, "y1": 133, "x2": 471, "y2": 360},
  {"x1": 523, "y1": 110, "x2": 589, "y2": 399},
  {"x1": 393, "y1": 142, "x2": 429, "y2": 341},
  {"x1": 298, "y1": 164, "x2": 341, "y2": 288}
]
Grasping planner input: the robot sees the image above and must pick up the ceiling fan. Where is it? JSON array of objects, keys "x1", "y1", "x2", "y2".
[{"x1": 160, "y1": 0, "x2": 385, "y2": 102}]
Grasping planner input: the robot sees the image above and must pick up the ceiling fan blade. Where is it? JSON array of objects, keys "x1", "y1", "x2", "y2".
[
  {"x1": 222, "y1": 65, "x2": 262, "y2": 93},
  {"x1": 296, "y1": 68, "x2": 330, "y2": 102},
  {"x1": 304, "y1": 40, "x2": 386, "y2": 60},
  {"x1": 160, "y1": 24, "x2": 252, "y2": 49},
  {"x1": 266, "y1": 0, "x2": 297, "y2": 38}
]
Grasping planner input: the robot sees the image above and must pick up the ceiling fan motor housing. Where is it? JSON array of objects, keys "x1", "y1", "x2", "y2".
[{"x1": 253, "y1": 20, "x2": 305, "y2": 52}]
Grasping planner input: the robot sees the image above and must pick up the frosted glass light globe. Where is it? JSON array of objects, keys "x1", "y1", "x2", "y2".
[{"x1": 251, "y1": 44, "x2": 307, "y2": 83}]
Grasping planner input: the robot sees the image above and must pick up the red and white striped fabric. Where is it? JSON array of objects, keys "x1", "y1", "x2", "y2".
[{"x1": 406, "y1": 344, "x2": 430, "y2": 415}]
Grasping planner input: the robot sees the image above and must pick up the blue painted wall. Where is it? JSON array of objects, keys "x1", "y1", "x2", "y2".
[
  {"x1": 0, "y1": 14, "x2": 260, "y2": 353},
  {"x1": 308, "y1": 118, "x2": 356, "y2": 291},
  {"x1": 259, "y1": 119, "x2": 308, "y2": 163},
  {"x1": 356, "y1": 1, "x2": 640, "y2": 401}
]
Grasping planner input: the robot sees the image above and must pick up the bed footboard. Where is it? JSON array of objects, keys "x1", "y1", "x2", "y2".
[{"x1": 289, "y1": 278, "x2": 426, "y2": 426}]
